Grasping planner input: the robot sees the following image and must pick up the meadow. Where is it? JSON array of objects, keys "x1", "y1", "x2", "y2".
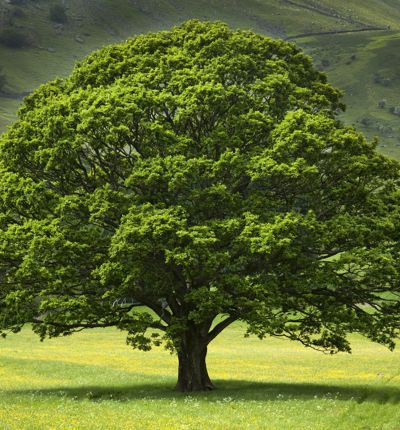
[{"x1": 0, "y1": 323, "x2": 399, "y2": 430}]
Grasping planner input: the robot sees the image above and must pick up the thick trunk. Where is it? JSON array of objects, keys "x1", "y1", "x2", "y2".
[{"x1": 175, "y1": 334, "x2": 214, "y2": 392}]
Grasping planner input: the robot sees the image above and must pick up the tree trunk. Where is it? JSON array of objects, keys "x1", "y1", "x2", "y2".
[{"x1": 175, "y1": 334, "x2": 215, "y2": 392}]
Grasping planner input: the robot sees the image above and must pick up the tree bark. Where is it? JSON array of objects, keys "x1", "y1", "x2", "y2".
[{"x1": 175, "y1": 332, "x2": 215, "y2": 392}]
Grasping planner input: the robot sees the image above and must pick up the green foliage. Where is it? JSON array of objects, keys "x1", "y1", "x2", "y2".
[
  {"x1": 49, "y1": 4, "x2": 67, "y2": 24},
  {"x1": 0, "y1": 20, "x2": 400, "y2": 390}
]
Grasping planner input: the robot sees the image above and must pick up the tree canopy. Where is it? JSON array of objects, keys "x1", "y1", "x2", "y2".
[{"x1": 0, "y1": 20, "x2": 400, "y2": 392}]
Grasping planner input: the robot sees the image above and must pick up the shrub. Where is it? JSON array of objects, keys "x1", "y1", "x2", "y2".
[
  {"x1": 0, "y1": 28, "x2": 28, "y2": 48},
  {"x1": 12, "y1": 7, "x2": 25, "y2": 19}
]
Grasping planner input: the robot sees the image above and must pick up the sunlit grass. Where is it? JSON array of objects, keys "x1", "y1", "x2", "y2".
[{"x1": 0, "y1": 323, "x2": 399, "y2": 429}]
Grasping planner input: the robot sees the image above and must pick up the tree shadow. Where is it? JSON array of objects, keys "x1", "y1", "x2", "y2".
[{"x1": 7, "y1": 380, "x2": 400, "y2": 404}]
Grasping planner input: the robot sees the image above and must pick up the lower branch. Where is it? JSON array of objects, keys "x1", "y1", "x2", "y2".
[
  {"x1": 208, "y1": 315, "x2": 239, "y2": 343},
  {"x1": 32, "y1": 318, "x2": 167, "y2": 332}
]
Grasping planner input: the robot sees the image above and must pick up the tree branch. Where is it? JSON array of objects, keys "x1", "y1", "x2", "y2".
[
  {"x1": 32, "y1": 318, "x2": 167, "y2": 332},
  {"x1": 207, "y1": 315, "x2": 239, "y2": 343}
]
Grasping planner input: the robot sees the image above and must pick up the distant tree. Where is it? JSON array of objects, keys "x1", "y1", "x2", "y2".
[
  {"x1": 0, "y1": 28, "x2": 28, "y2": 48},
  {"x1": 0, "y1": 21, "x2": 400, "y2": 392},
  {"x1": 11, "y1": 7, "x2": 25, "y2": 19},
  {"x1": 49, "y1": 4, "x2": 67, "y2": 23}
]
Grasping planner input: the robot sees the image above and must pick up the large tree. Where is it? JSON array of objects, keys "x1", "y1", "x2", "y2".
[{"x1": 0, "y1": 21, "x2": 400, "y2": 392}]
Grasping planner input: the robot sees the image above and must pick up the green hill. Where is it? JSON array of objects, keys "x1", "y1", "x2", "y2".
[{"x1": 1, "y1": 0, "x2": 400, "y2": 157}]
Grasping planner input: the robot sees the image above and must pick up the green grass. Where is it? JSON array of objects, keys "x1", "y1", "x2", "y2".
[
  {"x1": 0, "y1": 98, "x2": 19, "y2": 133},
  {"x1": 0, "y1": 324, "x2": 399, "y2": 429}
]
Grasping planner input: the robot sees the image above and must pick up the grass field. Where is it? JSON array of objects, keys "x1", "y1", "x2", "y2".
[{"x1": 0, "y1": 323, "x2": 399, "y2": 429}]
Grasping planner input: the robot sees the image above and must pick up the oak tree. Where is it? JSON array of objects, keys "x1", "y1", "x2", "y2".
[{"x1": 1, "y1": 21, "x2": 400, "y2": 391}]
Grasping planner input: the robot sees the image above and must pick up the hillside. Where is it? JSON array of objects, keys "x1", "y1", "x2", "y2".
[{"x1": 1, "y1": 0, "x2": 400, "y2": 157}]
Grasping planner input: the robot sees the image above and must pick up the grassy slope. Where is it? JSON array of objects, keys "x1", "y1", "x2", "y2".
[
  {"x1": 301, "y1": 30, "x2": 400, "y2": 159},
  {"x1": 1, "y1": 0, "x2": 400, "y2": 156},
  {"x1": 0, "y1": 324, "x2": 399, "y2": 429}
]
